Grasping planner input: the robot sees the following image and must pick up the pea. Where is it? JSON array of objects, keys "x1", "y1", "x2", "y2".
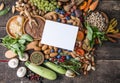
[{"x1": 0, "y1": 7, "x2": 10, "y2": 16}]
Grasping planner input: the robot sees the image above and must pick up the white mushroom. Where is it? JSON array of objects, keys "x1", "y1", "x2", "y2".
[
  {"x1": 65, "y1": 70, "x2": 76, "y2": 77},
  {"x1": 19, "y1": 53, "x2": 29, "y2": 61},
  {"x1": 17, "y1": 67, "x2": 27, "y2": 78},
  {"x1": 8, "y1": 58, "x2": 19, "y2": 68}
]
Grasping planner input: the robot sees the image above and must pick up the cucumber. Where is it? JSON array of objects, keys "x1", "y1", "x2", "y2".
[
  {"x1": 44, "y1": 61, "x2": 67, "y2": 74},
  {"x1": 25, "y1": 61, "x2": 57, "y2": 80}
]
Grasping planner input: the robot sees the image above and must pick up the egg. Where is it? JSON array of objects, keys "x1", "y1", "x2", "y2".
[
  {"x1": 17, "y1": 67, "x2": 27, "y2": 78},
  {"x1": 8, "y1": 58, "x2": 19, "y2": 68}
]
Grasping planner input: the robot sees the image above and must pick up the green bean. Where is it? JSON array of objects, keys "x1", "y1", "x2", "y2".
[{"x1": 0, "y1": 7, "x2": 10, "y2": 16}]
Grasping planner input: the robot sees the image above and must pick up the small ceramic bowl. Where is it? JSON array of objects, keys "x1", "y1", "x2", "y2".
[{"x1": 30, "y1": 51, "x2": 44, "y2": 65}]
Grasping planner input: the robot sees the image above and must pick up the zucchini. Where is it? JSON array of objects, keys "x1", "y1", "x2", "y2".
[
  {"x1": 44, "y1": 61, "x2": 67, "y2": 74},
  {"x1": 25, "y1": 61, "x2": 57, "y2": 80}
]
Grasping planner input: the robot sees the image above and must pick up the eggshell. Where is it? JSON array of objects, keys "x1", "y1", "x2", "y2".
[{"x1": 5, "y1": 50, "x2": 17, "y2": 58}]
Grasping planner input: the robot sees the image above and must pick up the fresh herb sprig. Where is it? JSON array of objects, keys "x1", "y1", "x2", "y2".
[
  {"x1": 85, "y1": 22, "x2": 107, "y2": 47},
  {"x1": 60, "y1": 59, "x2": 81, "y2": 75}
]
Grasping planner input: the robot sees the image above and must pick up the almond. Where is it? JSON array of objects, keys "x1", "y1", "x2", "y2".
[
  {"x1": 0, "y1": 3, "x2": 4, "y2": 11},
  {"x1": 50, "y1": 53, "x2": 58, "y2": 57}
]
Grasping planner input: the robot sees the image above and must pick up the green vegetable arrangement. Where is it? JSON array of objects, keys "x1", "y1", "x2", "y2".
[
  {"x1": 2, "y1": 34, "x2": 33, "y2": 58},
  {"x1": 60, "y1": 59, "x2": 81, "y2": 75},
  {"x1": 85, "y1": 22, "x2": 107, "y2": 47},
  {"x1": 25, "y1": 61, "x2": 57, "y2": 80},
  {"x1": 30, "y1": 0, "x2": 58, "y2": 12}
]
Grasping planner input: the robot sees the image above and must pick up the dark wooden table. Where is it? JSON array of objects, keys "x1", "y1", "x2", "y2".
[{"x1": 0, "y1": 0, "x2": 120, "y2": 83}]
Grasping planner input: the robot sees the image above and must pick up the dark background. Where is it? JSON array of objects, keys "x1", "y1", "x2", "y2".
[{"x1": 0, "y1": 0, "x2": 120, "y2": 83}]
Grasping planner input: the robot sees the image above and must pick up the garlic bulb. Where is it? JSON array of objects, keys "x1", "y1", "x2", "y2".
[
  {"x1": 17, "y1": 67, "x2": 27, "y2": 77},
  {"x1": 8, "y1": 58, "x2": 19, "y2": 68},
  {"x1": 65, "y1": 70, "x2": 76, "y2": 77},
  {"x1": 19, "y1": 53, "x2": 29, "y2": 61}
]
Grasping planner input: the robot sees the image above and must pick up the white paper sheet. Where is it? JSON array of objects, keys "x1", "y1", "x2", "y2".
[{"x1": 41, "y1": 20, "x2": 79, "y2": 51}]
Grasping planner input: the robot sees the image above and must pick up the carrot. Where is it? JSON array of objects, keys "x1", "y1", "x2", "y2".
[
  {"x1": 76, "y1": 48, "x2": 85, "y2": 56},
  {"x1": 89, "y1": 0, "x2": 99, "y2": 11},
  {"x1": 84, "y1": 0, "x2": 92, "y2": 12},
  {"x1": 79, "y1": 1, "x2": 88, "y2": 10},
  {"x1": 77, "y1": 31, "x2": 85, "y2": 41}
]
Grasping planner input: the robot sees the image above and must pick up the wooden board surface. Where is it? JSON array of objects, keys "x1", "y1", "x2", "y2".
[{"x1": 0, "y1": 0, "x2": 120, "y2": 83}]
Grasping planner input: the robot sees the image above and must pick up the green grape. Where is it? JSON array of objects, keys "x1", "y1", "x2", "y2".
[{"x1": 30, "y1": 0, "x2": 58, "y2": 12}]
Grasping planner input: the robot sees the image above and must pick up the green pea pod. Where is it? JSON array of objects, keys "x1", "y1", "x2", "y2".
[
  {"x1": 20, "y1": 34, "x2": 33, "y2": 42},
  {"x1": 0, "y1": 7, "x2": 10, "y2": 16}
]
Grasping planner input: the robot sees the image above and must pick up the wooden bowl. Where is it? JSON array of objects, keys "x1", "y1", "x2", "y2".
[
  {"x1": 100, "y1": 11, "x2": 109, "y2": 31},
  {"x1": 30, "y1": 51, "x2": 44, "y2": 65},
  {"x1": 6, "y1": 15, "x2": 25, "y2": 38},
  {"x1": 86, "y1": 11, "x2": 109, "y2": 32},
  {"x1": 23, "y1": 15, "x2": 45, "y2": 40}
]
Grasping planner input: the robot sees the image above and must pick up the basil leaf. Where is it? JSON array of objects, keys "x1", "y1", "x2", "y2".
[{"x1": 85, "y1": 23, "x2": 93, "y2": 41}]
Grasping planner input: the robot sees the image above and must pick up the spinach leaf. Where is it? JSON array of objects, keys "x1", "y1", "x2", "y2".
[
  {"x1": 85, "y1": 22, "x2": 93, "y2": 41},
  {"x1": 2, "y1": 35, "x2": 33, "y2": 58},
  {"x1": 84, "y1": 22, "x2": 107, "y2": 47}
]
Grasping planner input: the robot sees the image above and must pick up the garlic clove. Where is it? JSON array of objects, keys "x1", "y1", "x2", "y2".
[
  {"x1": 19, "y1": 53, "x2": 29, "y2": 61},
  {"x1": 17, "y1": 67, "x2": 27, "y2": 77},
  {"x1": 65, "y1": 70, "x2": 76, "y2": 77},
  {"x1": 8, "y1": 58, "x2": 19, "y2": 68}
]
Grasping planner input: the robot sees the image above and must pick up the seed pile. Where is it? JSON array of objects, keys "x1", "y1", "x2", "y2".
[{"x1": 86, "y1": 12, "x2": 106, "y2": 31}]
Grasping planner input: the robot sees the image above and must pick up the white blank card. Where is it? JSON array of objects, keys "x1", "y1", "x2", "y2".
[{"x1": 41, "y1": 20, "x2": 78, "y2": 51}]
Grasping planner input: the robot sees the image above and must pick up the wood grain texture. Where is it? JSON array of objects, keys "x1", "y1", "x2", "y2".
[
  {"x1": 0, "y1": 0, "x2": 120, "y2": 83},
  {"x1": 0, "y1": 60, "x2": 120, "y2": 83}
]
